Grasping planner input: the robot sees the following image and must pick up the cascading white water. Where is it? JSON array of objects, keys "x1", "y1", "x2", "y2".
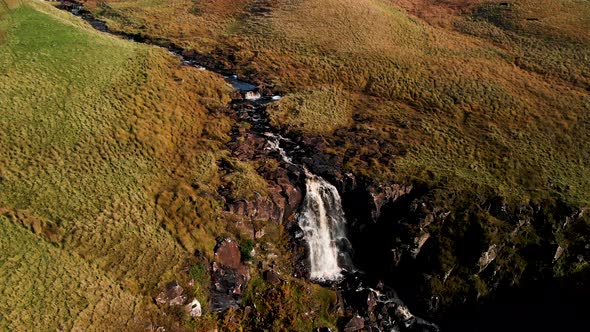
[
  {"x1": 298, "y1": 172, "x2": 350, "y2": 281},
  {"x1": 265, "y1": 133, "x2": 351, "y2": 281},
  {"x1": 264, "y1": 133, "x2": 294, "y2": 165}
]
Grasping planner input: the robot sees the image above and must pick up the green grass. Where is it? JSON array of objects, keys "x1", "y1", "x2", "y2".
[
  {"x1": 0, "y1": 1, "x2": 243, "y2": 329},
  {"x1": 0, "y1": 2, "x2": 184, "y2": 290},
  {"x1": 0, "y1": 215, "x2": 150, "y2": 331}
]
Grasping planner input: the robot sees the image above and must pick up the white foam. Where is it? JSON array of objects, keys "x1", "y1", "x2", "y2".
[
  {"x1": 298, "y1": 174, "x2": 350, "y2": 281},
  {"x1": 245, "y1": 91, "x2": 262, "y2": 101}
]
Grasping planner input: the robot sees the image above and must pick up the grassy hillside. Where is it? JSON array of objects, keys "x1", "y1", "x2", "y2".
[
  {"x1": 0, "y1": 215, "x2": 151, "y2": 331},
  {"x1": 2, "y1": 0, "x2": 588, "y2": 329},
  {"x1": 68, "y1": 4, "x2": 589, "y2": 326},
  {"x1": 0, "y1": 0, "x2": 249, "y2": 329},
  {"x1": 79, "y1": 0, "x2": 590, "y2": 206}
]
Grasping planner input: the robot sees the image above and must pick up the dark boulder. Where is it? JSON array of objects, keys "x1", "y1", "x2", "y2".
[
  {"x1": 210, "y1": 238, "x2": 251, "y2": 313},
  {"x1": 262, "y1": 269, "x2": 281, "y2": 285},
  {"x1": 343, "y1": 316, "x2": 365, "y2": 332}
]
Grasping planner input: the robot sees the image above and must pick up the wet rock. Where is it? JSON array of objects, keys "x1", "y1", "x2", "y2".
[
  {"x1": 338, "y1": 274, "x2": 440, "y2": 332},
  {"x1": 245, "y1": 91, "x2": 261, "y2": 100},
  {"x1": 478, "y1": 244, "x2": 500, "y2": 273},
  {"x1": 368, "y1": 184, "x2": 413, "y2": 222},
  {"x1": 411, "y1": 232, "x2": 431, "y2": 258},
  {"x1": 155, "y1": 281, "x2": 187, "y2": 306},
  {"x1": 211, "y1": 262, "x2": 249, "y2": 312},
  {"x1": 553, "y1": 245, "x2": 565, "y2": 261},
  {"x1": 344, "y1": 316, "x2": 365, "y2": 332},
  {"x1": 315, "y1": 328, "x2": 333, "y2": 332},
  {"x1": 395, "y1": 305, "x2": 415, "y2": 325},
  {"x1": 367, "y1": 291, "x2": 377, "y2": 313},
  {"x1": 277, "y1": 176, "x2": 303, "y2": 208},
  {"x1": 284, "y1": 221, "x2": 311, "y2": 279},
  {"x1": 488, "y1": 196, "x2": 514, "y2": 223},
  {"x1": 302, "y1": 152, "x2": 343, "y2": 179},
  {"x1": 390, "y1": 248, "x2": 403, "y2": 267}
]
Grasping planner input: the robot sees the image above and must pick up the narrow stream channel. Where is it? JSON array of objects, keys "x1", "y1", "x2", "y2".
[
  {"x1": 61, "y1": 1, "x2": 354, "y2": 282},
  {"x1": 60, "y1": 3, "x2": 439, "y2": 330}
]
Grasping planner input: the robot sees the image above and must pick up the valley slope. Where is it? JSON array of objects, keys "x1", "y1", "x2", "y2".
[{"x1": 1, "y1": 0, "x2": 589, "y2": 331}]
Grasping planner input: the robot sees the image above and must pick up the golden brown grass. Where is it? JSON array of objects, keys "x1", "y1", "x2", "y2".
[
  {"x1": 456, "y1": 0, "x2": 590, "y2": 87},
  {"x1": 392, "y1": 0, "x2": 486, "y2": 26},
  {"x1": 0, "y1": 1, "x2": 256, "y2": 329},
  {"x1": 78, "y1": 0, "x2": 590, "y2": 207},
  {"x1": 3, "y1": 0, "x2": 589, "y2": 328},
  {"x1": 268, "y1": 86, "x2": 353, "y2": 134},
  {"x1": 0, "y1": 215, "x2": 155, "y2": 331},
  {"x1": 82, "y1": 0, "x2": 252, "y2": 51}
]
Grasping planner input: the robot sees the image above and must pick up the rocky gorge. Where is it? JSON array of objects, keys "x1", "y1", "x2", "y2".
[{"x1": 59, "y1": 2, "x2": 590, "y2": 330}]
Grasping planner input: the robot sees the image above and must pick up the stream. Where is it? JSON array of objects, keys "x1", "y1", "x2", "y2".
[
  {"x1": 60, "y1": 3, "x2": 439, "y2": 330},
  {"x1": 61, "y1": 0, "x2": 354, "y2": 283}
]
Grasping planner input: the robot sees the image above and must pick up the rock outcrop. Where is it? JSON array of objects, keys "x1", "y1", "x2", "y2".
[
  {"x1": 155, "y1": 281, "x2": 187, "y2": 306},
  {"x1": 339, "y1": 276, "x2": 439, "y2": 332},
  {"x1": 210, "y1": 238, "x2": 251, "y2": 312},
  {"x1": 343, "y1": 316, "x2": 364, "y2": 332},
  {"x1": 337, "y1": 181, "x2": 589, "y2": 330},
  {"x1": 478, "y1": 244, "x2": 500, "y2": 273},
  {"x1": 225, "y1": 122, "x2": 303, "y2": 223},
  {"x1": 367, "y1": 183, "x2": 414, "y2": 223}
]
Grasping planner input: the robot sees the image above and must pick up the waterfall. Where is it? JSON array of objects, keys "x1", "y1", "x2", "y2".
[
  {"x1": 298, "y1": 172, "x2": 351, "y2": 281},
  {"x1": 265, "y1": 133, "x2": 351, "y2": 281}
]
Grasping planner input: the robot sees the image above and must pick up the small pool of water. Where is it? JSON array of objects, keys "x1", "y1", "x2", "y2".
[{"x1": 224, "y1": 75, "x2": 257, "y2": 91}]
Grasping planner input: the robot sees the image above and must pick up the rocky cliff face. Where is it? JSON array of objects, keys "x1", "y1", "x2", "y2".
[
  {"x1": 227, "y1": 123, "x2": 588, "y2": 329},
  {"x1": 222, "y1": 105, "x2": 589, "y2": 330},
  {"x1": 336, "y1": 176, "x2": 589, "y2": 330}
]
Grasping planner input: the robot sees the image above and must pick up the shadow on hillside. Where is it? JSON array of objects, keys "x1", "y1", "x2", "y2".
[{"x1": 441, "y1": 268, "x2": 589, "y2": 331}]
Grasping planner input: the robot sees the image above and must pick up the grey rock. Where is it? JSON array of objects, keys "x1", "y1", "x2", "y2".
[{"x1": 344, "y1": 316, "x2": 365, "y2": 332}]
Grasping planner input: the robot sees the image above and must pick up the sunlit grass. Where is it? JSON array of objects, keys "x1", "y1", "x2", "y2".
[
  {"x1": 0, "y1": 1, "x2": 241, "y2": 328},
  {"x1": 0, "y1": 215, "x2": 160, "y2": 331},
  {"x1": 268, "y1": 86, "x2": 353, "y2": 134},
  {"x1": 2, "y1": 0, "x2": 589, "y2": 328},
  {"x1": 83, "y1": 0, "x2": 590, "y2": 207}
]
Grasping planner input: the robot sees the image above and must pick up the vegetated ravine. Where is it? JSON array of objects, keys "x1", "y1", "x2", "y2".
[
  {"x1": 60, "y1": 3, "x2": 588, "y2": 332},
  {"x1": 59, "y1": 3, "x2": 441, "y2": 330}
]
